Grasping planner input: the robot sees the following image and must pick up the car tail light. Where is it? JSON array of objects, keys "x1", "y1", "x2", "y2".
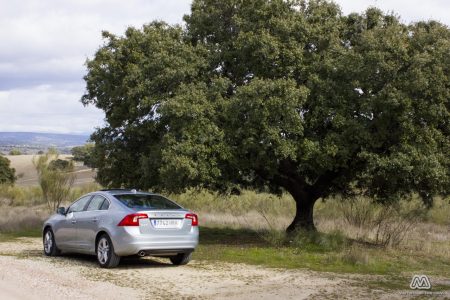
[
  {"x1": 185, "y1": 213, "x2": 198, "y2": 226},
  {"x1": 118, "y1": 213, "x2": 148, "y2": 226}
]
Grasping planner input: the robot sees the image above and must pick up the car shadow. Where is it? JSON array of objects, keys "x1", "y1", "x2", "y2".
[
  {"x1": 20, "y1": 249, "x2": 177, "y2": 269},
  {"x1": 21, "y1": 226, "x2": 270, "y2": 267}
]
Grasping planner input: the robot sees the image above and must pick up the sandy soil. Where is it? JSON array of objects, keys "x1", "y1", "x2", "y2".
[
  {"x1": 6, "y1": 155, "x2": 96, "y2": 186},
  {"x1": 0, "y1": 237, "x2": 403, "y2": 300}
]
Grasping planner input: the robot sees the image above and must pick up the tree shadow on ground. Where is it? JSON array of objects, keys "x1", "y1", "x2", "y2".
[{"x1": 199, "y1": 226, "x2": 267, "y2": 246}]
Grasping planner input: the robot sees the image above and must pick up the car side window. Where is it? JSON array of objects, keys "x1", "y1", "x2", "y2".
[
  {"x1": 86, "y1": 195, "x2": 107, "y2": 211},
  {"x1": 100, "y1": 199, "x2": 110, "y2": 210},
  {"x1": 67, "y1": 196, "x2": 91, "y2": 213}
]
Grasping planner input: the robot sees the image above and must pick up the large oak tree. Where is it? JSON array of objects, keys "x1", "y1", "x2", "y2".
[{"x1": 82, "y1": 0, "x2": 450, "y2": 231}]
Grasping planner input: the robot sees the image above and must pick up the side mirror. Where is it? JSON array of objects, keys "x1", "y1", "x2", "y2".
[{"x1": 57, "y1": 207, "x2": 66, "y2": 215}]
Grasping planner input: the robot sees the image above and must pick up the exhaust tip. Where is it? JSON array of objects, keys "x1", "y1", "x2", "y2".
[{"x1": 138, "y1": 251, "x2": 146, "y2": 257}]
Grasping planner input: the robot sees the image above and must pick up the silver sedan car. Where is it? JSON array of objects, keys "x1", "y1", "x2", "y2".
[{"x1": 42, "y1": 189, "x2": 199, "y2": 268}]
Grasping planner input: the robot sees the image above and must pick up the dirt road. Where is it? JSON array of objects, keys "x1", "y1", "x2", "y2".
[{"x1": 0, "y1": 238, "x2": 394, "y2": 299}]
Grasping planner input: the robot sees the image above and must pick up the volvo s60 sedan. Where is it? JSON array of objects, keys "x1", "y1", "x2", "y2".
[{"x1": 42, "y1": 189, "x2": 199, "y2": 268}]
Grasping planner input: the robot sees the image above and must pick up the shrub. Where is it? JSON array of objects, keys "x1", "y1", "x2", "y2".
[
  {"x1": 34, "y1": 152, "x2": 75, "y2": 212},
  {"x1": 0, "y1": 155, "x2": 16, "y2": 185},
  {"x1": 335, "y1": 196, "x2": 424, "y2": 247},
  {"x1": 0, "y1": 185, "x2": 43, "y2": 206},
  {"x1": 427, "y1": 196, "x2": 450, "y2": 225},
  {"x1": 8, "y1": 149, "x2": 21, "y2": 155},
  {"x1": 71, "y1": 143, "x2": 96, "y2": 168},
  {"x1": 49, "y1": 159, "x2": 72, "y2": 171}
]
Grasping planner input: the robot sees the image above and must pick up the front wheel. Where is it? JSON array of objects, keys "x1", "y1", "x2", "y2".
[
  {"x1": 96, "y1": 234, "x2": 121, "y2": 268},
  {"x1": 170, "y1": 252, "x2": 192, "y2": 265},
  {"x1": 43, "y1": 229, "x2": 61, "y2": 256}
]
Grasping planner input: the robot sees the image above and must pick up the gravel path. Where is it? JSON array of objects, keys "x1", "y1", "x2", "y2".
[{"x1": 0, "y1": 237, "x2": 394, "y2": 299}]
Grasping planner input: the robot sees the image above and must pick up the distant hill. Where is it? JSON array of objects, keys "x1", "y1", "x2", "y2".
[{"x1": 0, "y1": 132, "x2": 89, "y2": 154}]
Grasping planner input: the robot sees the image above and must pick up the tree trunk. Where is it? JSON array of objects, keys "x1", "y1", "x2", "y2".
[{"x1": 286, "y1": 191, "x2": 318, "y2": 233}]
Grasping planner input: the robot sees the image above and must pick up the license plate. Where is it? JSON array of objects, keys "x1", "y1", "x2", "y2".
[{"x1": 151, "y1": 219, "x2": 182, "y2": 229}]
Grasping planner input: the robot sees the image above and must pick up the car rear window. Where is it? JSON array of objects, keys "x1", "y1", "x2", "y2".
[{"x1": 114, "y1": 194, "x2": 181, "y2": 210}]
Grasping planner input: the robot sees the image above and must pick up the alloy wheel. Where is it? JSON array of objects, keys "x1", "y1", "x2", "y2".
[{"x1": 97, "y1": 237, "x2": 109, "y2": 264}]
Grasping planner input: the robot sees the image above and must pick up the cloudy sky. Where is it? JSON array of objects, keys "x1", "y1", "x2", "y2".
[{"x1": 0, "y1": 0, "x2": 449, "y2": 135}]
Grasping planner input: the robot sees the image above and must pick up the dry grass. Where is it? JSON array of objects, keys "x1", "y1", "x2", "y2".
[
  {"x1": 175, "y1": 190, "x2": 449, "y2": 262},
  {"x1": 0, "y1": 204, "x2": 49, "y2": 232},
  {"x1": 0, "y1": 183, "x2": 100, "y2": 209},
  {"x1": 0, "y1": 182, "x2": 101, "y2": 234},
  {"x1": 6, "y1": 154, "x2": 96, "y2": 187},
  {"x1": 0, "y1": 185, "x2": 44, "y2": 206},
  {"x1": 171, "y1": 189, "x2": 295, "y2": 216},
  {"x1": 0, "y1": 181, "x2": 448, "y2": 264}
]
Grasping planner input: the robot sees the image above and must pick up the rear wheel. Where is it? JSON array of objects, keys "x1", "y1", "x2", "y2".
[
  {"x1": 43, "y1": 229, "x2": 61, "y2": 256},
  {"x1": 170, "y1": 252, "x2": 192, "y2": 265},
  {"x1": 96, "y1": 234, "x2": 121, "y2": 268}
]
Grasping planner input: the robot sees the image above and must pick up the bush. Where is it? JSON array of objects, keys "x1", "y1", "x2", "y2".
[
  {"x1": 49, "y1": 159, "x2": 72, "y2": 171},
  {"x1": 372, "y1": 204, "x2": 422, "y2": 247},
  {"x1": 34, "y1": 152, "x2": 75, "y2": 212},
  {"x1": 0, "y1": 155, "x2": 16, "y2": 185},
  {"x1": 71, "y1": 143, "x2": 96, "y2": 168},
  {"x1": 0, "y1": 185, "x2": 44, "y2": 206},
  {"x1": 8, "y1": 149, "x2": 21, "y2": 155},
  {"x1": 427, "y1": 196, "x2": 450, "y2": 225},
  {"x1": 335, "y1": 196, "x2": 424, "y2": 247}
]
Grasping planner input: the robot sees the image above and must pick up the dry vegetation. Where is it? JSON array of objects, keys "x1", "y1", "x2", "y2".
[
  {"x1": 0, "y1": 183, "x2": 100, "y2": 233},
  {"x1": 7, "y1": 154, "x2": 96, "y2": 187},
  {"x1": 1, "y1": 184, "x2": 449, "y2": 259},
  {"x1": 171, "y1": 190, "x2": 450, "y2": 261},
  {"x1": 0, "y1": 160, "x2": 449, "y2": 289}
]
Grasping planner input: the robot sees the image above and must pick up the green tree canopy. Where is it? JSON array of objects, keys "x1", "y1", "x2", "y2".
[
  {"x1": 82, "y1": 0, "x2": 450, "y2": 231},
  {"x1": 71, "y1": 143, "x2": 96, "y2": 168},
  {"x1": 0, "y1": 155, "x2": 16, "y2": 185},
  {"x1": 49, "y1": 159, "x2": 74, "y2": 172},
  {"x1": 9, "y1": 149, "x2": 21, "y2": 156}
]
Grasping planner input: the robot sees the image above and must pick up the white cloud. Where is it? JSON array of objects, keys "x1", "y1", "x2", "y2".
[
  {"x1": 0, "y1": 0, "x2": 191, "y2": 134},
  {"x1": 335, "y1": 0, "x2": 450, "y2": 25},
  {"x1": 0, "y1": 84, "x2": 103, "y2": 134}
]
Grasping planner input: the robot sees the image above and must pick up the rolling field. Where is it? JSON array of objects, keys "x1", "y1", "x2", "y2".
[{"x1": 7, "y1": 155, "x2": 96, "y2": 187}]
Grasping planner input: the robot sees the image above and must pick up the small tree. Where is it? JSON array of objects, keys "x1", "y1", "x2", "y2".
[
  {"x1": 71, "y1": 143, "x2": 96, "y2": 168},
  {"x1": 34, "y1": 152, "x2": 75, "y2": 212},
  {"x1": 9, "y1": 149, "x2": 21, "y2": 155},
  {"x1": 49, "y1": 159, "x2": 72, "y2": 171},
  {"x1": 0, "y1": 155, "x2": 16, "y2": 185}
]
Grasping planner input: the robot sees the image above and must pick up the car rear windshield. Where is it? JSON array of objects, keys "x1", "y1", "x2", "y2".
[{"x1": 114, "y1": 194, "x2": 182, "y2": 210}]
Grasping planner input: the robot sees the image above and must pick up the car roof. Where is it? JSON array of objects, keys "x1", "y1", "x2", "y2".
[{"x1": 98, "y1": 189, "x2": 156, "y2": 196}]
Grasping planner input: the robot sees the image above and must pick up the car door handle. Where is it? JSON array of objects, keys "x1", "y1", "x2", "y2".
[
  {"x1": 92, "y1": 218, "x2": 98, "y2": 222},
  {"x1": 71, "y1": 220, "x2": 77, "y2": 224}
]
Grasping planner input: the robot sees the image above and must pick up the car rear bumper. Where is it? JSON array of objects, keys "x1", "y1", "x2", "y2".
[{"x1": 111, "y1": 226, "x2": 199, "y2": 256}]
